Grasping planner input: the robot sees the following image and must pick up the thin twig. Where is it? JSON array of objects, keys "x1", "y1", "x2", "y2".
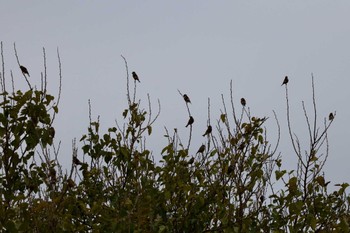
[
  {"x1": 13, "y1": 43, "x2": 32, "y2": 90},
  {"x1": 121, "y1": 55, "x2": 131, "y2": 106}
]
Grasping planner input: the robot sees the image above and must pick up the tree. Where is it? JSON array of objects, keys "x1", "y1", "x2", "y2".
[{"x1": 0, "y1": 43, "x2": 349, "y2": 232}]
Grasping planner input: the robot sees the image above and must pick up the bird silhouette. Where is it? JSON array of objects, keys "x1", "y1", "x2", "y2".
[
  {"x1": 132, "y1": 71, "x2": 140, "y2": 82},
  {"x1": 73, "y1": 156, "x2": 83, "y2": 165},
  {"x1": 188, "y1": 157, "x2": 195, "y2": 165},
  {"x1": 20, "y1": 65, "x2": 30, "y2": 77},
  {"x1": 186, "y1": 116, "x2": 194, "y2": 127},
  {"x1": 227, "y1": 164, "x2": 234, "y2": 174},
  {"x1": 196, "y1": 144, "x2": 205, "y2": 154},
  {"x1": 260, "y1": 195, "x2": 265, "y2": 203},
  {"x1": 183, "y1": 94, "x2": 191, "y2": 104},
  {"x1": 202, "y1": 125, "x2": 212, "y2": 137},
  {"x1": 281, "y1": 76, "x2": 288, "y2": 86},
  {"x1": 329, "y1": 112, "x2": 334, "y2": 121},
  {"x1": 240, "y1": 98, "x2": 246, "y2": 107}
]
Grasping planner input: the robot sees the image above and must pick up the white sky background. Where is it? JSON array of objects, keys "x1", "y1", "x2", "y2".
[{"x1": 1, "y1": 1, "x2": 349, "y2": 184}]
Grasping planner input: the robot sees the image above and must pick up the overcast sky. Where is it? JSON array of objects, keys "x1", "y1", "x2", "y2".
[{"x1": 1, "y1": 1, "x2": 349, "y2": 184}]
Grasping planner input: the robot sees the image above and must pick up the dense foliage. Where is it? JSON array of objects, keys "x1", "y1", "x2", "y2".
[{"x1": 0, "y1": 45, "x2": 349, "y2": 232}]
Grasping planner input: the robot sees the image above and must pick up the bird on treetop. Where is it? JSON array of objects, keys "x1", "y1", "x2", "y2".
[
  {"x1": 188, "y1": 157, "x2": 194, "y2": 165},
  {"x1": 183, "y1": 94, "x2": 191, "y2": 104},
  {"x1": 20, "y1": 65, "x2": 30, "y2": 77},
  {"x1": 240, "y1": 98, "x2": 246, "y2": 107},
  {"x1": 132, "y1": 71, "x2": 140, "y2": 82},
  {"x1": 281, "y1": 76, "x2": 288, "y2": 86},
  {"x1": 202, "y1": 125, "x2": 212, "y2": 137},
  {"x1": 186, "y1": 116, "x2": 194, "y2": 127},
  {"x1": 329, "y1": 112, "x2": 334, "y2": 121},
  {"x1": 197, "y1": 144, "x2": 205, "y2": 154}
]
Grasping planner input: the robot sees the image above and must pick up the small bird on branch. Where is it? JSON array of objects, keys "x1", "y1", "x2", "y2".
[
  {"x1": 281, "y1": 76, "x2": 288, "y2": 86},
  {"x1": 329, "y1": 112, "x2": 334, "y2": 121},
  {"x1": 240, "y1": 98, "x2": 246, "y2": 107},
  {"x1": 132, "y1": 71, "x2": 140, "y2": 82},
  {"x1": 20, "y1": 65, "x2": 30, "y2": 77},
  {"x1": 183, "y1": 94, "x2": 191, "y2": 104},
  {"x1": 186, "y1": 116, "x2": 194, "y2": 127},
  {"x1": 196, "y1": 144, "x2": 205, "y2": 154},
  {"x1": 202, "y1": 125, "x2": 212, "y2": 137},
  {"x1": 188, "y1": 157, "x2": 195, "y2": 165}
]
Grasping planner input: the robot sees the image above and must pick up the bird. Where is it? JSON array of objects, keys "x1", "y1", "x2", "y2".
[
  {"x1": 20, "y1": 65, "x2": 30, "y2": 77},
  {"x1": 329, "y1": 112, "x2": 334, "y2": 121},
  {"x1": 73, "y1": 156, "x2": 83, "y2": 166},
  {"x1": 196, "y1": 144, "x2": 205, "y2": 154},
  {"x1": 183, "y1": 94, "x2": 191, "y2": 104},
  {"x1": 186, "y1": 116, "x2": 194, "y2": 127},
  {"x1": 227, "y1": 164, "x2": 234, "y2": 174},
  {"x1": 281, "y1": 76, "x2": 288, "y2": 86},
  {"x1": 132, "y1": 71, "x2": 140, "y2": 82},
  {"x1": 260, "y1": 195, "x2": 265, "y2": 203},
  {"x1": 240, "y1": 98, "x2": 246, "y2": 107},
  {"x1": 188, "y1": 157, "x2": 195, "y2": 165},
  {"x1": 202, "y1": 125, "x2": 212, "y2": 137}
]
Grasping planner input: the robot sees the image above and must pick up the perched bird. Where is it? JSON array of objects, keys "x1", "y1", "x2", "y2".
[
  {"x1": 183, "y1": 94, "x2": 191, "y2": 104},
  {"x1": 281, "y1": 76, "x2": 288, "y2": 86},
  {"x1": 329, "y1": 112, "x2": 334, "y2": 121},
  {"x1": 132, "y1": 71, "x2": 140, "y2": 82},
  {"x1": 202, "y1": 125, "x2": 212, "y2": 137},
  {"x1": 73, "y1": 156, "x2": 83, "y2": 166},
  {"x1": 188, "y1": 157, "x2": 195, "y2": 165},
  {"x1": 67, "y1": 178, "x2": 76, "y2": 188},
  {"x1": 260, "y1": 195, "x2": 265, "y2": 203},
  {"x1": 227, "y1": 164, "x2": 234, "y2": 174},
  {"x1": 186, "y1": 116, "x2": 194, "y2": 127},
  {"x1": 240, "y1": 98, "x2": 246, "y2": 107},
  {"x1": 196, "y1": 144, "x2": 205, "y2": 154},
  {"x1": 20, "y1": 65, "x2": 30, "y2": 77}
]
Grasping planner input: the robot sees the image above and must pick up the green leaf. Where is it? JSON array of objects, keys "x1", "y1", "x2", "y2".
[
  {"x1": 275, "y1": 170, "x2": 286, "y2": 180},
  {"x1": 147, "y1": 125, "x2": 152, "y2": 135},
  {"x1": 220, "y1": 114, "x2": 226, "y2": 122}
]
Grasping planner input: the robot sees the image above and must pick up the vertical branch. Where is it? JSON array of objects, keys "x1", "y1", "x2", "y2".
[
  {"x1": 229, "y1": 80, "x2": 239, "y2": 130},
  {"x1": 221, "y1": 94, "x2": 232, "y2": 139},
  {"x1": 311, "y1": 74, "x2": 317, "y2": 141},
  {"x1": 1, "y1": 42, "x2": 5, "y2": 92},
  {"x1": 121, "y1": 55, "x2": 131, "y2": 106},
  {"x1": 206, "y1": 97, "x2": 212, "y2": 154},
  {"x1": 50, "y1": 48, "x2": 63, "y2": 124},
  {"x1": 10, "y1": 71, "x2": 15, "y2": 107},
  {"x1": 285, "y1": 83, "x2": 305, "y2": 167},
  {"x1": 55, "y1": 47, "x2": 62, "y2": 107},
  {"x1": 186, "y1": 120, "x2": 193, "y2": 151},
  {"x1": 41, "y1": 73, "x2": 44, "y2": 93},
  {"x1": 207, "y1": 98, "x2": 211, "y2": 125},
  {"x1": 302, "y1": 101, "x2": 313, "y2": 149},
  {"x1": 43, "y1": 47, "x2": 48, "y2": 93},
  {"x1": 13, "y1": 43, "x2": 32, "y2": 90}
]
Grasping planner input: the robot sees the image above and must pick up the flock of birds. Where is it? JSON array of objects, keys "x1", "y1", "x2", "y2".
[{"x1": 17, "y1": 66, "x2": 335, "y2": 151}]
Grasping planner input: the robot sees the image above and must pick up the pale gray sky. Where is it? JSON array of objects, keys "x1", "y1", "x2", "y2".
[{"x1": 1, "y1": 1, "x2": 349, "y2": 184}]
